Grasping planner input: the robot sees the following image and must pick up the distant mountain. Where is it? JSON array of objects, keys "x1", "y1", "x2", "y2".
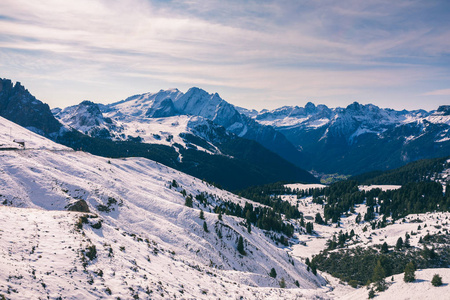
[
  {"x1": 0, "y1": 78, "x2": 317, "y2": 190},
  {"x1": 55, "y1": 87, "x2": 305, "y2": 167},
  {"x1": 246, "y1": 102, "x2": 450, "y2": 175}
]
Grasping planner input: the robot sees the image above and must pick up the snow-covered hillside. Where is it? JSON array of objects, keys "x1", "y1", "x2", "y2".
[
  {"x1": 0, "y1": 116, "x2": 68, "y2": 150},
  {"x1": 0, "y1": 119, "x2": 328, "y2": 299},
  {"x1": 277, "y1": 183, "x2": 450, "y2": 299},
  {"x1": 337, "y1": 268, "x2": 450, "y2": 300}
]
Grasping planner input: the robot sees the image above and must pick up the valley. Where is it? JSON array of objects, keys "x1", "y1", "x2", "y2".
[{"x1": 0, "y1": 78, "x2": 449, "y2": 299}]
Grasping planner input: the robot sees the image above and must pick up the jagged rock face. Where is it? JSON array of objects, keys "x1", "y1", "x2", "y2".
[{"x1": 0, "y1": 79, "x2": 62, "y2": 135}]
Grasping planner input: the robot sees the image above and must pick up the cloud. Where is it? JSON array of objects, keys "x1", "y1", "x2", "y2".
[
  {"x1": 423, "y1": 89, "x2": 450, "y2": 96},
  {"x1": 0, "y1": 0, "x2": 449, "y2": 111}
]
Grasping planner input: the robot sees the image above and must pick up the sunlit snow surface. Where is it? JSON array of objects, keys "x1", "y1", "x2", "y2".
[
  {"x1": 1, "y1": 118, "x2": 449, "y2": 299},
  {"x1": 0, "y1": 118, "x2": 330, "y2": 299}
]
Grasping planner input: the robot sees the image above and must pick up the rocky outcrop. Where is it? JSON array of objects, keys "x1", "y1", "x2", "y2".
[{"x1": 0, "y1": 79, "x2": 62, "y2": 135}]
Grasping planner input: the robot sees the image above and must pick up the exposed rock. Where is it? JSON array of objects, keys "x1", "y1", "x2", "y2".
[
  {"x1": 0, "y1": 78, "x2": 62, "y2": 135},
  {"x1": 67, "y1": 200, "x2": 90, "y2": 213}
]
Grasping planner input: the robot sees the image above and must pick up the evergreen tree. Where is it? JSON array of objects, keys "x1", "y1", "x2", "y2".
[
  {"x1": 431, "y1": 274, "x2": 443, "y2": 287},
  {"x1": 237, "y1": 236, "x2": 245, "y2": 255},
  {"x1": 306, "y1": 222, "x2": 314, "y2": 234},
  {"x1": 279, "y1": 277, "x2": 286, "y2": 288},
  {"x1": 185, "y1": 195, "x2": 193, "y2": 207},
  {"x1": 368, "y1": 289, "x2": 375, "y2": 299},
  {"x1": 218, "y1": 212, "x2": 223, "y2": 221},
  {"x1": 395, "y1": 237, "x2": 403, "y2": 250},
  {"x1": 203, "y1": 221, "x2": 209, "y2": 233},
  {"x1": 269, "y1": 268, "x2": 277, "y2": 278},
  {"x1": 421, "y1": 244, "x2": 431, "y2": 259},
  {"x1": 199, "y1": 210, "x2": 205, "y2": 220},
  {"x1": 403, "y1": 261, "x2": 415, "y2": 282},
  {"x1": 315, "y1": 212, "x2": 324, "y2": 225},
  {"x1": 300, "y1": 216, "x2": 305, "y2": 227},
  {"x1": 311, "y1": 264, "x2": 317, "y2": 275},
  {"x1": 381, "y1": 242, "x2": 389, "y2": 254},
  {"x1": 372, "y1": 260, "x2": 386, "y2": 291},
  {"x1": 355, "y1": 213, "x2": 362, "y2": 224}
]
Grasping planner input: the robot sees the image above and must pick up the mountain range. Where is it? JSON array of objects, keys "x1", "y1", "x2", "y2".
[
  {"x1": 248, "y1": 102, "x2": 450, "y2": 174},
  {"x1": 0, "y1": 78, "x2": 317, "y2": 190},
  {"x1": 1, "y1": 77, "x2": 449, "y2": 187},
  {"x1": 52, "y1": 83, "x2": 450, "y2": 177}
]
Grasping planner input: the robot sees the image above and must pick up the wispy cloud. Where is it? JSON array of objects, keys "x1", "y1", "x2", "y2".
[
  {"x1": 423, "y1": 89, "x2": 450, "y2": 96},
  {"x1": 0, "y1": 0, "x2": 449, "y2": 111}
]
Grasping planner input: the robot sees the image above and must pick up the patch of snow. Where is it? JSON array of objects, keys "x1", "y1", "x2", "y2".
[
  {"x1": 359, "y1": 185, "x2": 402, "y2": 192},
  {"x1": 285, "y1": 183, "x2": 327, "y2": 191}
]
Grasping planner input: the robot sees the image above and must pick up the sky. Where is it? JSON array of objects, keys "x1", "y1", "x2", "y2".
[{"x1": 0, "y1": 0, "x2": 449, "y2": 111}]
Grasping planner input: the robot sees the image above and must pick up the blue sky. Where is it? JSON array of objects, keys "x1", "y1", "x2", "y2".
[{"x1": 0, "y1": 0, "x2": 449, "y2": 111}]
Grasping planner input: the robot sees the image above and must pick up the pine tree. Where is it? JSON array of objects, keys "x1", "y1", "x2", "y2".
[
  {"x1": 185, "y1": 195, "x2": 193, "y2": 207},
  {"x1": 311, "y1": 264, "x2": 317, "y2": 275},
  {"x1": 395, "y1": 237, "x2": 403, "y2": 250},
  {"x1": 203, "y1": 221, "x2": 209, "y2": 233},
  {"x1": 315, "y1": 212, "x2": 324, "y2": 225},
  {"x1": 237, "y1": 236, "x2": 245, "y2": 255},
  {"x1": 356, "y1": 213, "x2": 362, "y2": 224},
  {"x1": 306, "y1": 222, "x2": 314, "y2": 234},
  {"x1": 372, "y1": 260, "x2": 386, "y2": 291},
  {"x1": 381, "y1": 242, "x2": 389, "y2": 253},
  {"x1": 431, "y1": 274, "x2": 443, "y2": 287},
  {"x1": 403, "y1": 261, "x2": 415, "y2": 283},
  {"x1": 269, "y1": 268, "x2": 277, "y2": 278},
  {"x1": 300, "y1": 216, "x2": 305, "y2": 227},
  {"x1": 368, "y1": 288, "x2": 375, "y2": 299},
  {"x1": 199, "y1": 210, "x2": 205, "y2": 220},
  {"x1": 279, "y1": 277, "x2": 286, "y2": 288}
]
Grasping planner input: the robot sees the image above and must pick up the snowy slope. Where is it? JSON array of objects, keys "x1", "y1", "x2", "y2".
[
  {"x1": 0, "y1": 120, "x2": 328, "y2": 299},
  {"x1": 0, "y1": 116, "x2": 68, "y2": 150},
  {"x1": 104, "y1": 88, "x2": 183, "y2": 120},
  {"x1": 337, "y1": 268, "x2": 450, "y2": 300},
  {"x1": 276, "y1": 183, "x2": 450, "y2": 299}
]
